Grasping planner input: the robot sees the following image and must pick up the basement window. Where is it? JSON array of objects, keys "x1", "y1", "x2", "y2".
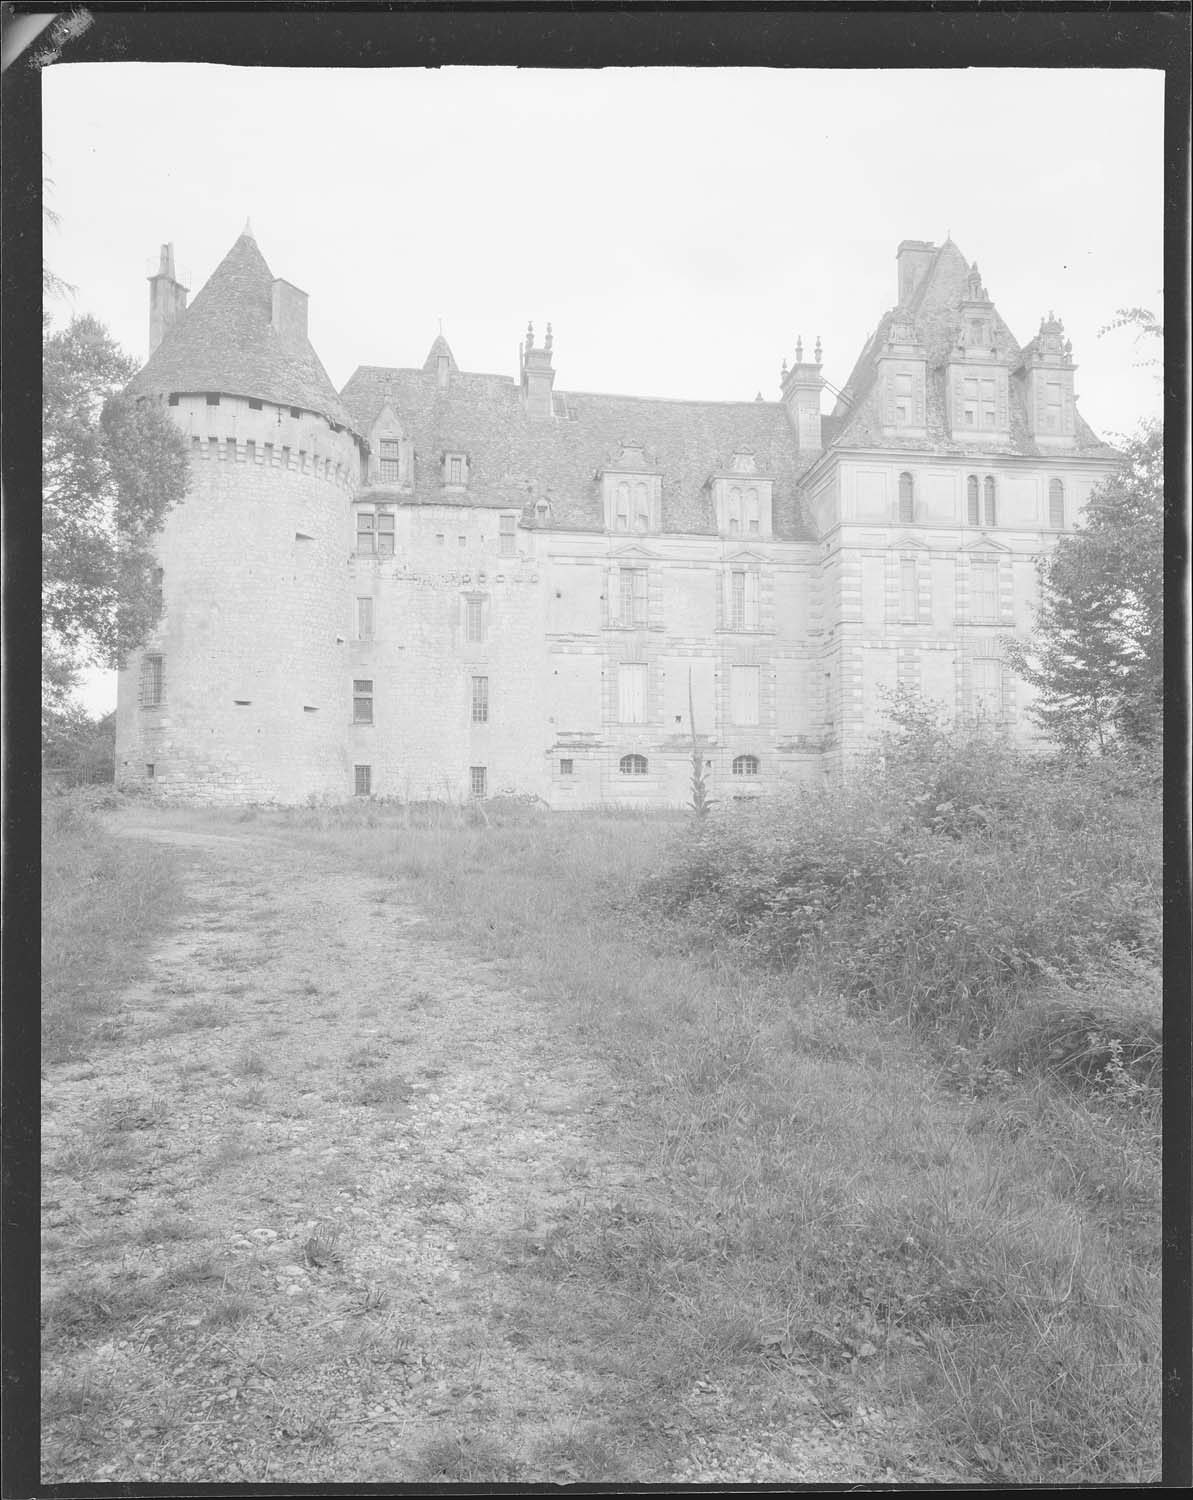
[
  {"x1": 354, "y1": 764, "x2": 372, "y2": 796},
  {"x1": 732, "y1": 754, "x2": 760, "y2": 777},
  {"x1": 234, "y1": 699, "x2": 251, "y2": 706},
  {"x1": 146, "y1": 763, "x2": 155, "y2": 778},
  {"x1": 470, "y1": 765, "x2": 487, "y2": 798},
  {"x1": 619, "y1": 754, "x2": 648, "y2": 776}
]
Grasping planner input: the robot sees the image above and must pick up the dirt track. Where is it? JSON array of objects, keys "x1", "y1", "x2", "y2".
[{"x1": 42, "y1": 813, "x2": 887, "y2": 1484}]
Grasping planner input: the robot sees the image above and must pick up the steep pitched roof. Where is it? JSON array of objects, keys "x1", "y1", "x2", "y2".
[
  {"x1": 128, "y1": 230, "x2": 359, "y2": 434},
  {"x1": 341, "y1": 363, "x2": 819, "y2": 540},
  {"x1": 825, "y1": 238, "x2": 1116, "y2": 460}
]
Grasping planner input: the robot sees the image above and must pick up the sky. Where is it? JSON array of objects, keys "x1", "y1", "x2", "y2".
[{"x1": 42, "y1": 64, "x2": 1165, "y2": 713}]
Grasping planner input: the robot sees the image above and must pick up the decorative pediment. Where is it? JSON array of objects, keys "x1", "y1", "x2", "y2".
[
  {"x1": 892, "y1": 533, "x2": 929, "y2": 551},
  {"x1": 610, "y1": 542, "x2": 661, "y2": 561},
  {"x1": 723, "y1": 546, "x2": 768, "y2": 564},
  {"x1": 961, "y1": 534, "x2": 1012, "y2": 553},
  {"x1": 602, "y1": 440, "x2": 661, "y2": 474}
]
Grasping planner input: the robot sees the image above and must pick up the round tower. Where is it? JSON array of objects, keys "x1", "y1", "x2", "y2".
[{"x1": 115, "y1": 227, "x2": 365, "y2": 803}]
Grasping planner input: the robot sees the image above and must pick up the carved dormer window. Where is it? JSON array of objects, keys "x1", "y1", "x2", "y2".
[{"x1": 602, "y1": 448, "x2": 661, "y2": 534}]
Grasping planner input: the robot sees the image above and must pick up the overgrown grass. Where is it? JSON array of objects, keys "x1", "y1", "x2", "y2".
[
  {"x1": 42, "y1": 789, "x2": 183, "y2": 1065},
  {"x1": 235, "y1": 756, "x2": 1161, "y2": 1485}
]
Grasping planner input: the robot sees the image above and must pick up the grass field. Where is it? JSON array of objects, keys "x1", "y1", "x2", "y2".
[{"x1": 42, "y1": 761, "x2": 1161, "y2": 1483}]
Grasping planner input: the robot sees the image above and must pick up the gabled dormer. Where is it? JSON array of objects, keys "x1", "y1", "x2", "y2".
[
  {"x1": 423, "y1": 333, "x2": 459, "y2": 392},
  {"x1": 1017, "y1": 312, "x2": 1078, "y2": 449},
  {"x1": 944, "y1": 263, "x2": 1011, "y2": 443},
  {"x1": 599, "y1": 441, "x2": 662, "y2": 534},
  {"x1": 708, "y1": 449, "x2": 774, "y2": 538},
  {"x1": 875, "y1": 312, "x2": 928, "y2": 439},
  {"x1": 365, "y1": 395, "x2": 413, "y2": 489}
]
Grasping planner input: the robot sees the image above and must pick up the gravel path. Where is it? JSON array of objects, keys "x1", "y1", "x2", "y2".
[{"x1": 42, "y1": 813, "x2": 890, "y2": 1484}]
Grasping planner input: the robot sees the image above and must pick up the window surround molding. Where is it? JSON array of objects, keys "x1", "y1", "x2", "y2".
[
  {"x1": 600, "y1": 444, "x2": 662, "y2": 533},
  {"x1": 709, "y1": 468, "x2": 774, "y2": 538},
  {"x1": 442, "y1": 450, "x2": 471, "y2": 490},
  {"x1": 606, "y1": 547, "x2": 658, "y2": 630},
  {"x1": 719, "y1": 552, "x2": 765, "y2": 632}
]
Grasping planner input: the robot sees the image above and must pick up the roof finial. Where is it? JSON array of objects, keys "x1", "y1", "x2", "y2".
[
  {"x1": 814, "y1": 335, "x2": 822, "y2": 364},
  {"x1": 526, "y1": 320, "x2": 535, "y2": 350},
  {"x1": 438, "y1": 316, "x2": 443, "y2": 335},
  {"x1": 795, "y1": 335, "x2": 803, "y2": 363},
  {"x1": 781, "y1": 357, "x2": 789, "y2": 380},
  {"x1": 242, "y1": 217, "x2": 254, "y2": 239},
  {"x1": 544, "y1": 322, "x2": 553, "y2": 353}
]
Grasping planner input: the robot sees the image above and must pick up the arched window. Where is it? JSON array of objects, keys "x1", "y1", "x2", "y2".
[
  {"x1": 615, "y1": 482, "x2": 629, "y2": 532},
  {"x1": 984, "y1": 476, "x2": 997, "y2": 528},
  {"x1": 732, "y1": 754, "x2": 760, "y2": 777},
  {"x1": 898, "y1": 472, "x2": 915, "y2": 524},
  {"x1": 966, "y1": 475, "x2": 980, "y2": 525},
  {"x1": 1049, "y1": 478, "x2": 1065, "y2": 528},
  {"x1": 619, "y1": 753, "x2": 648, "y2": 776}
]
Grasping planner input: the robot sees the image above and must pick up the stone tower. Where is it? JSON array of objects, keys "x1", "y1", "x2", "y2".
[{"x1": 115, "y1": 226, "x2": 367, "y2": 801}]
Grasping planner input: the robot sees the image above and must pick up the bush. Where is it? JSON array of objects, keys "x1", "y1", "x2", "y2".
[{"x1": 639, "y1": 721, "x2": 1160, "y2": 1077}]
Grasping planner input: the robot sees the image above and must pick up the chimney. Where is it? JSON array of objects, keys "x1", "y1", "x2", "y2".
[
  {"x1": 895, "y1": 239, "x2": 936, "y2": 306},
  {"x1": 780, "y1": 334, "x2": 824, "y2": 453},
  {"x1": 520, "y1": 320, "x2": 556, "y2": 418},
  {"x1": 147, "y1": 243, "x2": 188, "y2": 357},
  {"x1": 270, "y1": 278, "x2": 309, "y2": 343}
]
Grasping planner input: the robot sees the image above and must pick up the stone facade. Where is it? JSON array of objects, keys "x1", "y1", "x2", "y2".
[{"x1": 116, "y1": 230, "x2": 1120, "y2": 805}]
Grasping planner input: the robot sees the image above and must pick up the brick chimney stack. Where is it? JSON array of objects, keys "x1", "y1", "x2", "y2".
[{"x1": 147, "y1": 243, "x2": 188, "y2": 357}]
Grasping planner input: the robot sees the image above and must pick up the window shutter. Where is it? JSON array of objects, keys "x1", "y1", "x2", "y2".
[
  {"x1": 608, "y1": 566, "x2": 621, "y2": 627},
  {"x1": 745, "y1": 570, "x2": 760, "y2": 628},
  {"x1": 730, "y1": 665, "x2": 760, "y2": 725}
]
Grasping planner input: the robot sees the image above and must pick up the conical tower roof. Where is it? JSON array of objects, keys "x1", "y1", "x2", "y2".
[{"x1": 128, "y1": 228, "x2": 359, "y2": 435}]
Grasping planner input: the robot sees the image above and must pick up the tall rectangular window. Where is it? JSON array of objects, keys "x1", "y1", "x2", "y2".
[
  {"x1": 617, "y1": 662, "x2": 647, "y2": 723},
  {"x1": 470, "y1": 765, "x2": 487, "y2": 798},
  {"x1": 356, "y1": 597, "x2": 374, "y2": 640},
  {"x1": 730, "y1": 665, "x2": 760, "y2": 726},
  {"x1": 376, "y1": 512, "x2": 395, "y2": 556},
  {"x1": 900, "y1": 559, "x2": 918, "y2": 620},
  {"x1": 139, "y1": 654, "x2": 164, "y2": 707},
  {"x1": 727, "y1": 570, "x2": 759, "y2": 630},
  {"x1": 356, "y1": 512, "x2": 375, "y2": 552},
  {"x1": 471, "y1": 675, "x2": 489, "y2": 723},
  {"x1": 378, "y1": 440, "x2": 402, "y2": 483},
  {"x1": 979, "y1": 378, "x2": 997, "y2": 430},
  {"x1": 971, "y1": 561, "x2": 999, "y2": 622},
  {"x1": 1044, "y1": 381, "x2": 1063, "y2": 432},
  {"x1": 972, "y1": 659, "x2": 1002, "y2": 719},
  {"x1": 499, "y1": 515, "x2": 517, "y2": 556},
  {"x1": 617, "y1": 567, "x2": 648, "y2": 627},
  {"x1": 354, "y1": 764, "x2": 372, "y2": 796},
  {"x1": 353, "y1": 679, "x2": 374, "y2": 724},
  {"x1": 962, "y1": 377, "x2": 978, "y2": 428},
  {"x1": 1048, "y1": 479, "x2": 1065, "y2": 528},
  {"x1": 464, "y1": 596, "x2": 486, "y2": 643}
]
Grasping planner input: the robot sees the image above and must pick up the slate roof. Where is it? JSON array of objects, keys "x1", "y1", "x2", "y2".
[
  {"x1": 128, "y1": 231, "x2": 359, "y2": 434},
  {"x1": 340, "y1": 365, "x2": 820, "y2": 540},
  {"x1": 824, "y1": 239, "x2": 1117, "y2": 460}
]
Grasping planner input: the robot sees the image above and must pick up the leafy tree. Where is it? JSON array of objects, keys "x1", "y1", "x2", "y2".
[
  {"x1": 42, "y1": 316, "x2": 189, "y2": 723},
  {"x1": 1006, "y1": 420, "x2": 1163, "y2": 755}
]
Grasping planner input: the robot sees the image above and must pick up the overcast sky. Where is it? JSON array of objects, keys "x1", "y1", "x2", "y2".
[{"x1": 43, "y1": 64, "x2": 1164, "y2": 712}]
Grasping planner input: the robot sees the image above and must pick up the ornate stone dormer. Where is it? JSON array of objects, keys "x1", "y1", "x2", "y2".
[
  {"x1": 520, "y1": 320, "x2": 556, "y2": 418},
  {"x1": 1018, "y1": 311, "x2": 1077, "y2": 448},
  {"x1": 708, "y1": 449, "x2": 774, "y2": 538},
  {"x1": 944, "y1": 262, "x2": 1011, "y2": 442},
  {"x1": 875, "y1": 311, "x2": 928, "y2": 438},
  {"x1": 148, "y1": 242, "x2": 188, "y2": 357},
  {"x1": 599, "y1": 440, "x2": 662, "y2": 533},
  {"x1": 364, "y1": 386, "x2": 413, "y2": 490},
  {"x1": 780, "y1": 333, "x2": 824, "y2": 453}
]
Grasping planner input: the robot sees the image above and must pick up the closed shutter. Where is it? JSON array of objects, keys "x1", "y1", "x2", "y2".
[
  {"x1": 618, "y1": 663, "x2": 647, "y2": 723},
  {"x1": 745, "y1": 570, "x2": 760, "y2": 628},
  {"x1": 971, "y1": 561, "x2": 998, "y2": 622},
  {"x1": 607, "y1": 566, "x2": 621, "y2": 627},
  {"x1": 730, "y1": 665, "x2": 760, "y2": 725},
  {"x1": 973, "y1": 659, "x2": 1002, "y2": 717}
]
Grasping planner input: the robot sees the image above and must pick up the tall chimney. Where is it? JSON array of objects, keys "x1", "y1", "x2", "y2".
[
  {"x1": 520, "y1": 321, "x2": 556, "y2": 418},
  {"x1": 148, "y1": 243, "x2": 188, "y2": 357},
  {"x1": 895, "y1": 239, "x2": 936, "y2": 306},
  {"x1": 270, "y1": 278, "x2": 309, "y2": 343}
]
